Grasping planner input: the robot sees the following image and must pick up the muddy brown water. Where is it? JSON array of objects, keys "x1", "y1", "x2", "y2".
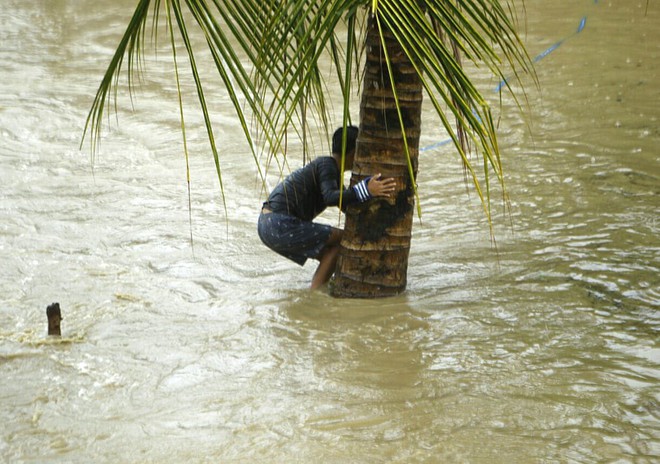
[{"x1": 1, "y1": 0, "x2": 658, "y2": 462}]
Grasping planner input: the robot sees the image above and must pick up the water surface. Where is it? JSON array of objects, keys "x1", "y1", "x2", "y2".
[{"x1": 1, "y1": 0, "x2": 658, "y2": 462}]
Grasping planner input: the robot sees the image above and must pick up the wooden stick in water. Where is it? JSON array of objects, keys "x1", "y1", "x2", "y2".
[{"x1": 47, "y1": 302, "x2": 62, "y2": 336}]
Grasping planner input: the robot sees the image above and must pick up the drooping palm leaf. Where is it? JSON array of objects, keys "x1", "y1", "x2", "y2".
[{"x1": 83, "y1": 0, "x2": 533, "y2": 222}]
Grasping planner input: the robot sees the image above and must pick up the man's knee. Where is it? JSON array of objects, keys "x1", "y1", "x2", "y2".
[
  {"x1": 327, "y1": 227, "x2": 343, "y2": 246},
  {"x1": 317, "y1": 242, "x2": 340, "y2": 261}
]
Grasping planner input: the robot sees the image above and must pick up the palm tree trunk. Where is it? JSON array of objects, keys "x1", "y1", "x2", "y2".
[{"x1": 332, "y1": 15, "x2": 423, "y2": 298}]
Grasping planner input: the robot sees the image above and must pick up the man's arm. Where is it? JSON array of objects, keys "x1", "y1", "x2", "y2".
[
  {"x1": 318, "y1": 159, "x2": 396, "y2": 208},
  {"x1": 318, "y1": 158, "x2": 357, "y2": 207},
  {"x1": 366, "y1": 174, "x2": 396, "y2": 198}
]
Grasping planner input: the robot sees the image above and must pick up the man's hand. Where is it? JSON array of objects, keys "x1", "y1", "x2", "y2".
[{"x1": 367, "y1": 174, "x2": 396, "y2": 198}]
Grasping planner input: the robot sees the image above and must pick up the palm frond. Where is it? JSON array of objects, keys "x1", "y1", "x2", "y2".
[
  {"x1": 82, "y1": 0, "x2": 533, "y2": 223},
  {"x1": 371, "y1": 0, "x2": 532, "y2": 226}
]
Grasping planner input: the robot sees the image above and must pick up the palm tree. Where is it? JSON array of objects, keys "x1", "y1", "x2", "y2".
[
  {"x1": 84, "y1": 0, "x2": 533, "y2": 298},
  {"x1": 332, "y1": 12, "x2": 424, "y2": 298}
]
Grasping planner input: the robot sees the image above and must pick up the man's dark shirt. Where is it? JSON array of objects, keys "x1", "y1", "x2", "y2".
[{"x1": 265, "y1": 157, "x2": 359, "y2": 221}]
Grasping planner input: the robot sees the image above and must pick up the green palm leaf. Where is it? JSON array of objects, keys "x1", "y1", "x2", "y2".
[{"x1": 83, "y1": 0, "x2": 533, "y2": 223}]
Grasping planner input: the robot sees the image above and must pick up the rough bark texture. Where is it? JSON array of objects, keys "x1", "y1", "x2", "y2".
[{"x1": 332, "y1": 16, "x2": 423, "y2": 298}]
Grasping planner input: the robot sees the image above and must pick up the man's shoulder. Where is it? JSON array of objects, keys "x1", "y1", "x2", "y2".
[
  {"x1": 310, "y1": 156, "x2": 335, "y2": 165},
  {"x1": 310, "y1": 156, "x2": 338, "y2": 172},
  {"x1": 288, "y1": 156, "x2": 335, "y2": 184}
]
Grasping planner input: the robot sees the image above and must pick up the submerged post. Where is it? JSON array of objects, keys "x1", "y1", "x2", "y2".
[{"x1": 47, "y1": 302, "x2": 62, "y2": 336}]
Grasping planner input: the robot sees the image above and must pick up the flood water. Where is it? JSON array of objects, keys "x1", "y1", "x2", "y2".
[{"x1": 1, "y1": 0, "x2": 658, "y2": 462}]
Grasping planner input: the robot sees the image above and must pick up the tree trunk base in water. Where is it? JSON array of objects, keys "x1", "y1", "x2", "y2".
[
  {"x1": 332, "y1": 249, "x2": 409, "y2": 298},
  {"x1": 332, "y1": 194, "x2": 414, "y2": 298}
]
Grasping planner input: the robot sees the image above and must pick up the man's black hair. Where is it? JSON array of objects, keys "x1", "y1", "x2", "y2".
[{"x1": 331, "y1": 125, "x2": 359, "y2": 155}]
